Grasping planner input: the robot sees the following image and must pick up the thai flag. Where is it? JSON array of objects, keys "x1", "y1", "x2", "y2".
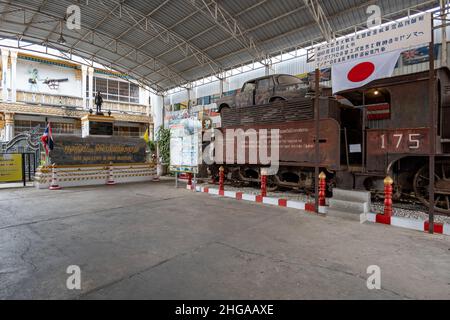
[
  {"x1": 41, "y1": 122, "x2": 54, "y2": 155},
  {"x1": 367, "y1": 103, "x2": 391, "y2": 121}
]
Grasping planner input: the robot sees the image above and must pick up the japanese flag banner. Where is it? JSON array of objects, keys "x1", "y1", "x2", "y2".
[{"x1": 331, "y1": 50, "x2": 402, "y2": 94}]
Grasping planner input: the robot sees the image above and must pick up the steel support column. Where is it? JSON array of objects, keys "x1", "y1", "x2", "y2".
[
  {"x1": 314, "y1": 68, "x2": 320, "y2": 213},
  {"x1": 428, "y1": 20, "x2": 436, "y2": 234}
]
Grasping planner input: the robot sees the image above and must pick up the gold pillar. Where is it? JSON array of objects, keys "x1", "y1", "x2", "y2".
[{"x1": 4, "y1": 112, "x2": 14, "y2": 141}]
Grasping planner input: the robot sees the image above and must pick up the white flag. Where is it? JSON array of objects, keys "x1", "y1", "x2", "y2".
[{"x1": 331, "y1": 50, "x2": 401, "y2": 94}]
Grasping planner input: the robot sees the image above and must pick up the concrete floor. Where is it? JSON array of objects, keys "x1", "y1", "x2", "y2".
[{"x1": 0, "y1": 180, "x2": 449, "y2": 300}]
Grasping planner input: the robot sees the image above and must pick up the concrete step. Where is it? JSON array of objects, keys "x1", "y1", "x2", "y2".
[
  {"x1": 332, "y1": 188, "x2": 371, "y2": 203},
  {"x1": 328, "y1": 198, "x2": 370, "y2": 214},
  {"x1": 326, "y1": 208, "x2": 365, "y2": 222}
]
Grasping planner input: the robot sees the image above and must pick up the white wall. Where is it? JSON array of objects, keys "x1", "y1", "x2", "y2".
[
  {"x1": 195, "y1": 81, "x2": 221, "y2": 100},
  {"x1": 169, "y1": 90, "x2": 189, "y2": 105},
  {"x1": 227, "y1": 68, "x2": 266, "y2": 91},
  {"x1": 273, "y1": 55, "x2": 311, "y2": 76},
  {"x1": 16, "y1": 59, "x2": 82, "y2": 97},
  {"x1": 151, "y1": 93, "x2": 164, "y2": 133}
]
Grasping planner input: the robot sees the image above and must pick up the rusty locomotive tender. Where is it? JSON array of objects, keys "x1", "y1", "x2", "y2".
[{"x1": 207, "y1": 69, "x2": 450, "y2": 215}]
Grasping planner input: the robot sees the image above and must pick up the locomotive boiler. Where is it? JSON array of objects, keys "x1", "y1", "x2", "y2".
[{"x1": 209, "y1": 68, "x2": 450, "y2": 215}]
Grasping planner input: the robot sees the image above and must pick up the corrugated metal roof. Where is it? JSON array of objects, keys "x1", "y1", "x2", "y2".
[{"x1": 0, "y1": 0, "x2": 440, "y2": 92}]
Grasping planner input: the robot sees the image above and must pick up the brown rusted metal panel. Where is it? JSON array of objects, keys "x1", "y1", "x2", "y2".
[
  {"x1": 221, "y1": 98, "x2": 314, "y2": 128},
  {"x1": 217, "y1": 119, "x2": 340, "y2": 170},
  {"x1": 366, "y1": 128, "x2": 431, "y2": 171}
]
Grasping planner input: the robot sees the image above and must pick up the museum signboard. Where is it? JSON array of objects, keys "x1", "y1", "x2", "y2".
[
  {"x1": 315, "y1": 13, "x2": 432, "y2": 68},
  {"x1": 214, "y1": 119, "x2": 341, "y2": 170},
  {"x1": 49, "y1": 136, "x2": 147, "y2": 165}
]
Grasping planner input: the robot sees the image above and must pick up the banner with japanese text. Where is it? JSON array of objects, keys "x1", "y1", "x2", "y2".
[{"x1": 315, "y1": 13, "x2": 432, "y2": 68}]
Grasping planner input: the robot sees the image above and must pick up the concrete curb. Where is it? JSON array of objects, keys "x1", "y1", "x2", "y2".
[
  {"x1": 187, "y1": 184, "x2": 325, "y2": 214},
  {"x1": 186, "y1": 185, "x2": 450, "y2": 236},
  {"x1": 365, "y1": 213, "x2": 449, "y2": 235}
]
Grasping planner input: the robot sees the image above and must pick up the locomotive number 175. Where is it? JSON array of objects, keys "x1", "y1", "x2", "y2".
[
  {"x1": 380, "y1": 133, "x2": 421, "y2": 149},
  {"x1": 368, "y1": 129, "x2": 430, "y2": 154}
]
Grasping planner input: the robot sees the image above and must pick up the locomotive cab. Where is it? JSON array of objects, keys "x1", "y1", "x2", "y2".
[
  {"x1": 211, "y1": 68, "x2": 450, "y2": 215},
  {"x1": 336, "y1": 67, "x2": 450, "y2": 214}
]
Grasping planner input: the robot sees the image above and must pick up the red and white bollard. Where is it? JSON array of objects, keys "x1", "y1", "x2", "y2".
[
  {"x1": 106, "y1": 162, "x2": 116, "y2": 185},
  {"x1": 318, "y1": 172, "x2": 326, "y2": 206},
  {"x1": 187, "y1": 173, "x2": 193, "y2": 188},
  {"x1": 260, "y1": 168, "x2": 267, "y2": 198},
  {"x1": 49, "y1": 164, "x2": 62, "y2": 190},
  {"x1": 219, "y1": 166, "x2": 225, "y2": 192},
  {"x1": 384, "y1": 176, "x2": 393, "y2": 217},
  {"x1": 152, "y1": 164, "x2": 160, "y2": 182}
]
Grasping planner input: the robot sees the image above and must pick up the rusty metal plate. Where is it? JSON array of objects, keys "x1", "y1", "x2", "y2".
[
  {"x1": 367, "y1": 128, "x2": 431, "y2": 155},
  {"x1": 217, "y1": 119, "x2": 340, "y2": 169},
  {"x1": 366, "y1": 128, "x2": 431, "y2": 172}
]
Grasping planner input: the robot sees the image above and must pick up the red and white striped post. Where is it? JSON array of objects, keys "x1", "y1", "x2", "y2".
[
  {"x1": 260, "y1": 168, "x2": 267, "y2": 198},
  {"x1": 384, "y1": 176, "x2": 393, "y2": 217},
  {"x1": 107, "y1": 161, "x2": 116, "y2": 185},
  {"x1": 152, "y1": 163, "x2": 160, "y2": 182},
  {"x1": 49, "y1": 163, "x2": 62, "y2": 190},
  {"x1": 187, "y1": 172, "x2": 193, "y2": 188},
  {"x1": 219, "y1": 166, "x2": 225, "y2": 192},
  {"x1": 318, "y1": 172, "x2": 326, "y2": 206}
]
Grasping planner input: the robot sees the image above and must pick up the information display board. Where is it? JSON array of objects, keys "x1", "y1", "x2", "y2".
[
  {"x1": 166, "y1": 105, "x2": 220, "y2": 173},
  {"x1": 0, "y1": 154, "x2": 23, "y2": 182},
  {"x1": 170, "y1": 120, "x2": 201, "y2": 169},
  {"x1": 168, "y1": 109, "x2": 202, "y2": 173},
  {"x1": 49, "y1": 136, "x2": 147, "y2": 165}
]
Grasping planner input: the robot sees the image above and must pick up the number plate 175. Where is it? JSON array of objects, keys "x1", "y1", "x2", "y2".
[{"x1": 367, "y1": 128, "x2": 430, "y2": 154}]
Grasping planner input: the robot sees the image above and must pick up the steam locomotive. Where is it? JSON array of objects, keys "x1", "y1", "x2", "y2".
[{"x1": 209, "y1": 68, "x2": 450, "y2": 215}]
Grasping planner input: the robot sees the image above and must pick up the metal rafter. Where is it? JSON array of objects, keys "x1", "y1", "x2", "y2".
[
  {"x1": 152, "y1": 0, "x2": 309, "y2": 77},
  {"x1": 128, "y1": 0, "x2": 268, "y2": 70},
  {"x1": 0, "y1": 0, "x2": 14, "y2": 31},
  {"x1": 22, "y1": 0, "x2": 48, "y2": 35},
  {"x1": 38, "y1": 1, "x2": 186, "y2": 89},
  {"x1": 187, "y1": 0, "x2": 268, "y2": 63},
  {"x1": 0, "y1": 15, "x2": 167, "y2": 92},
  {"x1": 167, "y1": 0, "x2": 436, "y2": 92},
  {"x1": 125, "y1": 1, "x2": 213, "y2": 73},
  {"x1": 0, "y1": 0, "x2": 186, "y2": 91},
  {"x1": 91, "y1": 0, "x2": 222, "y2": 76},
  {"x1": 302, "y1": 0, "x2": 335, "y2": 42},
  {"x1": 0, "y1": 29, "x2": 160, "y2": 95},
  {"x1": 0, "y1": 0, "x2": 439, "y2": 94},
  {"x1": 95, "y1": 0, "x2": 169, "y2": 60},
  {"x1": 134, "y1": 0, "x2": 268, "y2": 73},
  {"x1": 166, "y1": 1, "x2": 323, "y2": 79},
  {"x1": 187, "y1": 0, "x2": 380, "y2": 77},
  {"x1": 69, "y1": 2, "x2": 123, "y2": 51},
  {"x1": 142, "y1": 0, "x2": 271, "y2": 81}
]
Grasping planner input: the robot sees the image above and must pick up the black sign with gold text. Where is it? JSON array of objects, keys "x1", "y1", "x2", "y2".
[{"x1": 49, "y1": 136, "x2": 146, "y2": 165}]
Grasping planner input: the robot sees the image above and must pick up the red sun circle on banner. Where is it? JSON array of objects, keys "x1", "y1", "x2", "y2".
[{"x1": 347, "y1": 62, "x2": 375, "y2": 82}]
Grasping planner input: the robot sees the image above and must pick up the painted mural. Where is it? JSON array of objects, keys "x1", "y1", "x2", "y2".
[{"x1": 17, "y1": 58, "x2": 81, "y2": 97}]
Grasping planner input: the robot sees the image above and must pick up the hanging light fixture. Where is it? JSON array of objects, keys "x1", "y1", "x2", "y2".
[{"x1": 57, "y1": 21, "x2": 66, "y2": 45}]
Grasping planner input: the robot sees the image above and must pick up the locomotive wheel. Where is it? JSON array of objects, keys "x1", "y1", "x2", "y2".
[
  {"x1": 413, "y1": 161, "x2": 450, "y2": 215},
  {"x1": 266, "y1": 176, "x2": 279, "y2": 192}
]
